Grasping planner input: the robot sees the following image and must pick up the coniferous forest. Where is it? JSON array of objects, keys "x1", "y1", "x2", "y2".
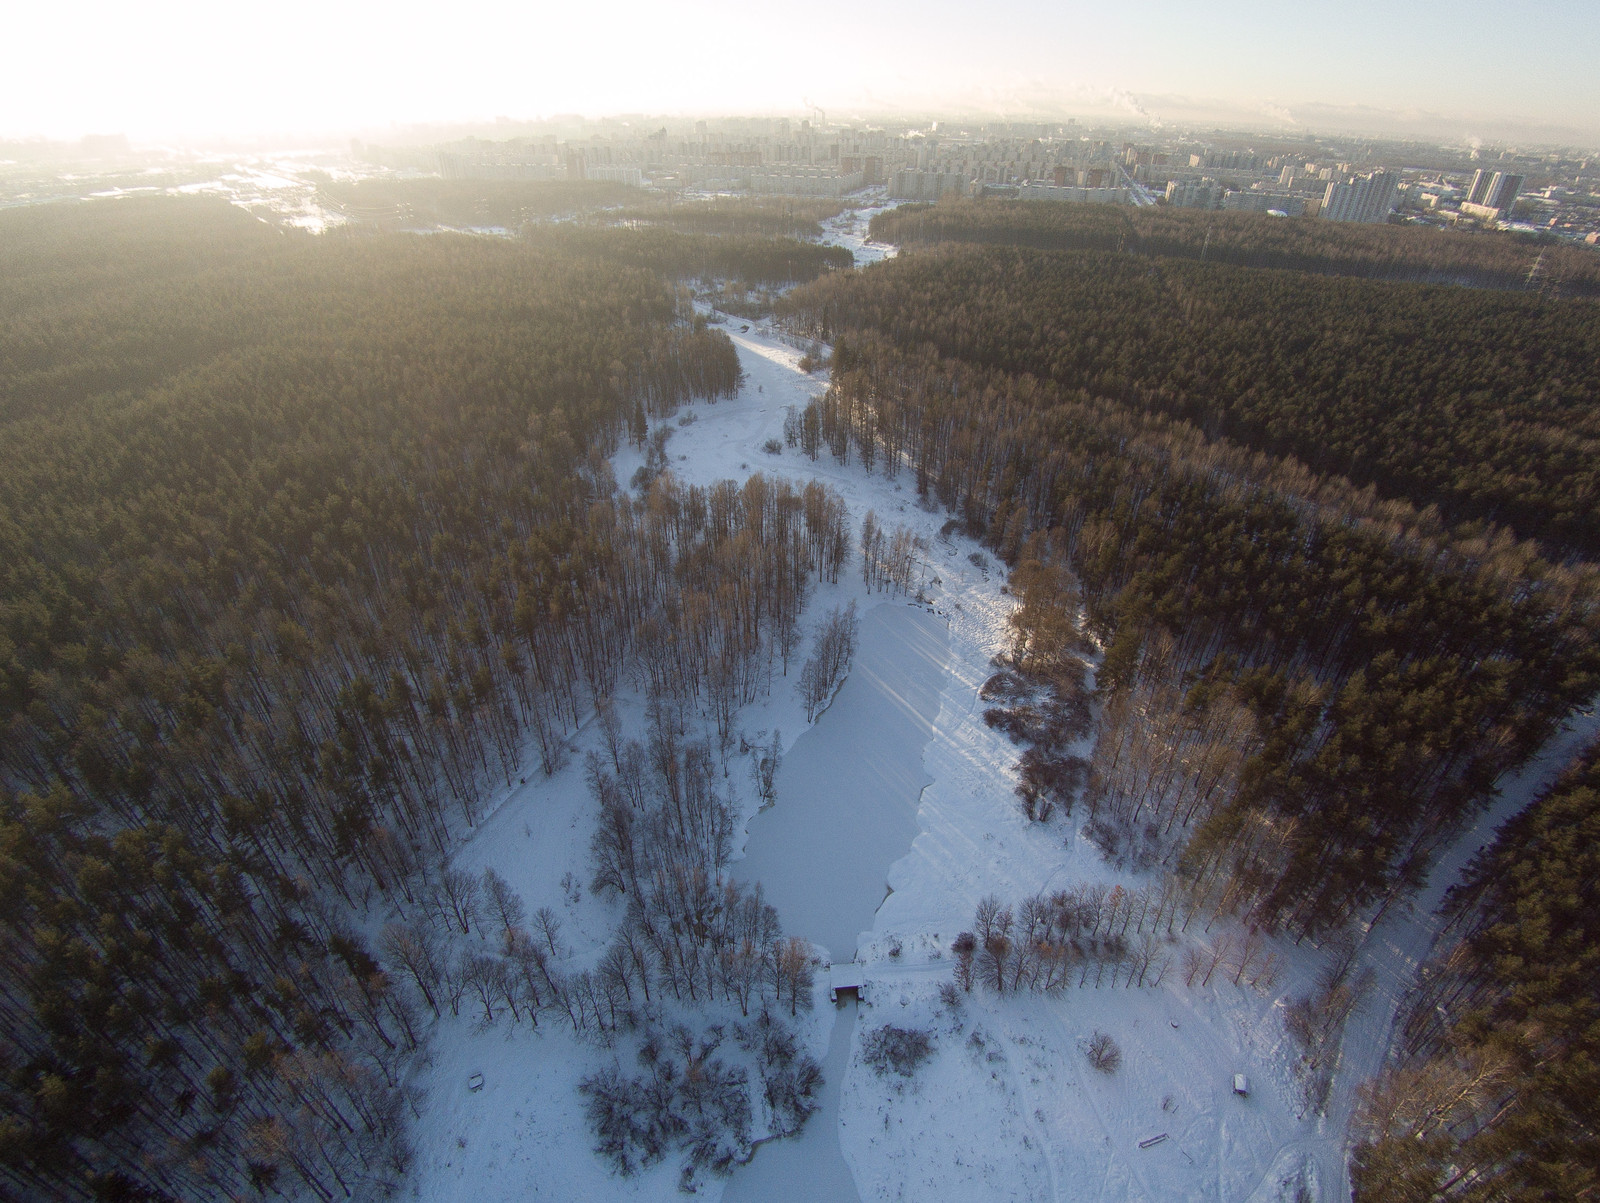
[
  {"x1": 869, "y1": 200, "x2": 1600, "y2": 295},
  {"x1": 0, "y1": 195, "x2": 846, "y2": 1200},
  {"x1": 779, "y1": 209, "x2": 1600, "y2": 939},
  {"x1": 4, "y1": 185, "x2": 1599, "y2": 1201},
  {"x1": 1352, "y1": 740, "x2": 1600, "y2": 1200},
  {"x1": 785, "y1": 243, "x2": 1600, "y2": 552},
  {"x1": 316, "y1": 178, "x2": 640, "y2": 228}
]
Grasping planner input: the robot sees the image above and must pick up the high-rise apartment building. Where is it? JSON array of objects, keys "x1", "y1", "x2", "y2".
[
  {"x1": 1461, "y1": 170, "x2": 1524, "y2": 221},
  {"x1": 1320, "y1": 170, "x2": 1399, "y2": 223},
  {"x1": 1484, "y1": 172, "x2": 1524, "y2": 211},
  {"x1": 888, "y1": 169, "x2": 968, "y2": 201},
  {"x1": 1224, "y1": 190, "x2": 1305, "y2": 216},
  {"x1": 1166, "y1": 178, "x2": 1223, "y2": 210}
]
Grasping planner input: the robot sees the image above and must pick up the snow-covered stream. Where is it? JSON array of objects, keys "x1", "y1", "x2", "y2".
[
  {"x1": 821, "y1": 197, "x2": 896, "y2": 266},
  {"x1": 722, "y1": 601, "x2": 945, "y2": 1203},
  {"x1": 724, "y1": 1001, "x2": 862, "y2": 1202}
]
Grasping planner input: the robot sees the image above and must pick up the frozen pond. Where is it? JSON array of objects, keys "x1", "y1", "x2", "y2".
[
  {"x1": 736, "y1": 601, "x2": 947, "y2": 963},
  {"x1": 727, "y1": 600, "x2": 946, "y2": 1203}
]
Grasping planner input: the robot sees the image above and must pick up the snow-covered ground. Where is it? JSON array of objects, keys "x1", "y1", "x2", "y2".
[
  {"x1": 820, "y1": 198, "x2": 897, "y2": 265},
  {"x1": 403, "y1": 233, "x2": 1600, "y2": 1202},
  {"x1": 171, "y1": 157, "x2": 362, "y2": 231},
  {"x1": 403, "y1": 309, "x2": 954, "y2": 1202}
]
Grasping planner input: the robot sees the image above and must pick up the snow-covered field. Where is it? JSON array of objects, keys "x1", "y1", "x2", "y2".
[{"x1": 401, "y1": 230, "x2": 1600, "y2": 1202}]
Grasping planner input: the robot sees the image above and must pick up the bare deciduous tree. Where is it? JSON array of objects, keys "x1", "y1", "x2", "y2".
[{"x1": 1085, "y1": 1030, "x2": 1122, "y2": 1074}]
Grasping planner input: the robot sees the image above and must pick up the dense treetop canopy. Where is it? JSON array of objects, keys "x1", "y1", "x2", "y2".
[
  {"x1": 316, "y1": 177, "x2": 640, "y2": 228},
  {"x1": 0, "y1": 195, "x2": 768, "y2": 1201},
  {"x1": 786, "y1": 242, "x2": 1600, "y2": 554},
  {"x1": 870, "y1": 199, "x2": 1600, "y2": 295},
  {"x1": 1354, "y1": 739, "x2": 1600, "y2": 1201}
]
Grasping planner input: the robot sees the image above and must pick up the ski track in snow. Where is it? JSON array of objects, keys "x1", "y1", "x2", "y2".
[{"x1": 403, "y1": 203, "x2": 1599, "y2": 1202}]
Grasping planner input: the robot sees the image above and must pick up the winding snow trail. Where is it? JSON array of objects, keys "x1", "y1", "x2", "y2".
[{"x1": 1323, "y1": 704, "x2": 1600, "y2": 1199}]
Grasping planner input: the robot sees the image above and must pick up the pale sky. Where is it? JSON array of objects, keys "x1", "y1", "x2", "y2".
[{"x1": 5, "y1": 0, "x2": 1597, "y2": 144}]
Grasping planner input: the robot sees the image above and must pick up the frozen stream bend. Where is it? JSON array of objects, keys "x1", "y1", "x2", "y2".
[{"x1": 723, "y1": 1002, "x2": 863, "y2": 1203}]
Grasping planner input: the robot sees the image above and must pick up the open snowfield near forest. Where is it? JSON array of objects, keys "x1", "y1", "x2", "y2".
[{"x1": 404, "y1": 207, "x2": 1600, "y2": 1202}]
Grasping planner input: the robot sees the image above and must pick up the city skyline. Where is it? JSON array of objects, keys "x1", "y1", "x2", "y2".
[{"x1": 6, "y1": 0, "x2": 1599, "y2": 147}]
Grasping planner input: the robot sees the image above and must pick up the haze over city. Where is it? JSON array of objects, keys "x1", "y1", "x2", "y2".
[{"x1": 7, "y1": 0, "x2": 1599, "y2": 145}]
